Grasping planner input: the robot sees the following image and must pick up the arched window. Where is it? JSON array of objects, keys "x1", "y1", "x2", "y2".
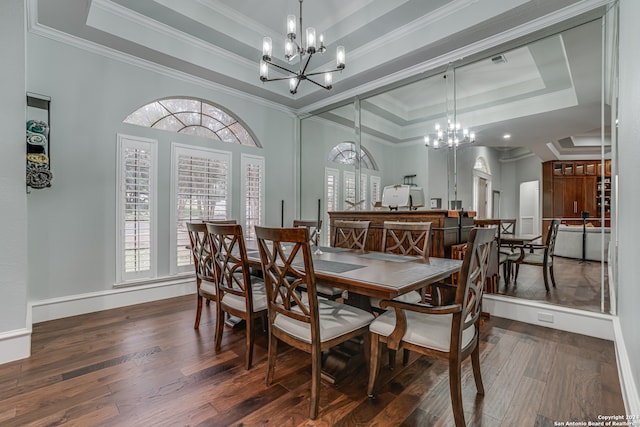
[
  {"x1": 124, "y1": 97, "x2": 260, "y2": 147},
  {"x1": 328, "y1": 141, "x2": 378, "y2": 171}
]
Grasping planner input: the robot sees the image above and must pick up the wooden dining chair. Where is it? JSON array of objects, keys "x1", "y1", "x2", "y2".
[
  {"x1": 293, "y1": 219, "x2": 322, "y2": 246},
  {"x1": 255, "y1": 226, "x2": 375, "y2": 420},
  {"x1": 378, "y1": 221, "x2": 433, "y2": 367},
  {"x1": 206, "y1": 223, "x2": 267, "y2": 370},
  {"x1": 367, "y1": 227, "x2": 495, "y2": 427},
  {"x1": 473, "y1": 219, "x2": 505, "y2": 291},
  {"x1": 379, "y1": 221, "x2": 433, "y2": 304},
  {"x1": 332, "y1": 220, "x2": 371, "y2": 250},
  {"x1": 187, "y1": 223, "x2": 219, "y2": 331},
  {"x1": 508, "y1": 219, "x2": 560, "y2": 292}
]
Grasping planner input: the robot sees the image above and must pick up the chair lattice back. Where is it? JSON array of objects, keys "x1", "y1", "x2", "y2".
[
  {"x1": 293, "y1": 219, "x2": 322, "y2": 246},
  {"x1": 499, "y1": 219, "x2": 516, "y2": 236},
  {"x1": 187, "y1": 223, "x2": 215, "y2": 282},
  {"x1": 381, "y1": 221, "x2": 432, "y2": 258},
  {"x1": 207, "y1": 224, "x2": 254, "y2": 309},
  {"x1": 456, "y1": 227, "x2": 496, "y2": 334},
  {"x1": 545, "y1": 219, "x2": 560, "y2": 260},
  {"x1": 332, "y1": 220, "x2": 370, "y2": 250},
  {"x1": 255, "y1": 226, "x2": 319, "y2": 335}
]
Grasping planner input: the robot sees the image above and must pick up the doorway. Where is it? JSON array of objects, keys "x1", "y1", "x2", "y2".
[{"x1": 518, "y1": 180, "x2": 540, "y2": 235}]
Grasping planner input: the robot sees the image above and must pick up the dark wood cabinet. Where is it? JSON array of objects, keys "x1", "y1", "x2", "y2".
[{"x1": 542, "y1": 160, "x2": 609, "y2": 240}]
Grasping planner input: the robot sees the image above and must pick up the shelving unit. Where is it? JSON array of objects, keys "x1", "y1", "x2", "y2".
[{"x1": 596, "y1": 175, "x2": 611, "y2": 217}]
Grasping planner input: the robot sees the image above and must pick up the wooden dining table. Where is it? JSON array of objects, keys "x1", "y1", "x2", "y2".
[
  {"x1": 500, "y1": 234, "x2": 542, "y2": 283},
  {"x1": 244, "y1": 244, "x2": 463, "y2": 310}
]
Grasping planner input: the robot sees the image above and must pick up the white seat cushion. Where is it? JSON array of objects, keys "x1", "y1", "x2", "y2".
[
  {"x1": 221, "y1": 279, "x2": 267, "y2": 312},
  {"x1": 274, "y1": 299, "x2": 374, "y2": 344},
  {"x1": 298, "y1": 282, "x2": 343, "y2": 297},
  {"x1": 370, "y1": 290, "x2": 422, "y2": 309},
  {"x1": 199, "y1": 281, "x2": 217, "y2": 296},
  {"x1": 369, "y1": 309, "x2": 474, "y2": 352}
]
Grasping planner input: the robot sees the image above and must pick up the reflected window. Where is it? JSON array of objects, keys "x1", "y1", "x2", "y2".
[
  {"x1": 328, "y1": 142, "x2": 378, "y2": 170},
  {"x1": 124, "y1": 97, "x2": 259, "y2": 147}
]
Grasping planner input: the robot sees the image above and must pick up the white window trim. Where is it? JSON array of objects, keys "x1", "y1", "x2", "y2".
[
  {"x1": 115, "y1": 133, "x2": 158, "y2": 284},
  {"x1": 325, "y1": 167, "x2": 340, "y2": 246},
  {"x1": 241, "y1": 153, "x2": 265, "y2": 240},
  {"x1": 170, "y1": 142, "x2": 232, "y2": 274},
  {"x1": 370, "y1": 175, "x2": 381, "y2": 207}
]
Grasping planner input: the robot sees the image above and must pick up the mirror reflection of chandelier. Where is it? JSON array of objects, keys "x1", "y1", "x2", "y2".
[
  {"x1": 259, "y1": 0, "x2": 346, "y2": 95},
  {"x1": 424, "y1": 121, "x2": 476, "y2": 149}
]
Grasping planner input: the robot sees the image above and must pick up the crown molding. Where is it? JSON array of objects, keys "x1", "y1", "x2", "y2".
[
  {"x1": 26, "y1": 17, "x2": 296, "y2": 117},
  {"x1": 296, "y1": 0, "x2": 615, "y2": 114}
]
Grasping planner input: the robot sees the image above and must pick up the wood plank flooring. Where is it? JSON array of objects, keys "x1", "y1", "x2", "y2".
[
  {"x1": 498, "y1": 256, "x2": 610, "y2": 313},
  {"x1": 0, "y1": 295, "x2": 624, "y2": 426}
]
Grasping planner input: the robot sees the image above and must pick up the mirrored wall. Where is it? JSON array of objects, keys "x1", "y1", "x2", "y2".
[{"x1": 300, "y1": 4, "x2": 619, "y2": 314}]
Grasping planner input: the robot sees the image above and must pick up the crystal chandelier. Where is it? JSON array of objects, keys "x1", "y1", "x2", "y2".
[
  {"x1": 259, "y1": 0, "x2": 345, "y2": 95},
  {"x1": 424, "y1": 121, "x2": 476, "y2": 149}
]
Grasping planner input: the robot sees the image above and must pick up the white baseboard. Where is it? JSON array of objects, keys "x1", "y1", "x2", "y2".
[
  {"x1": 613, "y1": 317, "x2": 640, "y2": 416},
  {"x1": 483, "y1": 294, "x2": 614, "y2": 340},
  {"x1": 0, "y1": 327, "x2": 31, "y2": 364},
  {"x1": 31, "y1": 277, "x2": 196, "y2": 323}
]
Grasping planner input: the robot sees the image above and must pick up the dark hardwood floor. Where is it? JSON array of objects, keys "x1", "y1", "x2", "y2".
[
  {"x1": 498, "y1": 256, "x2": 610, "y2": 313},
  {"x1": 0, "y1": 294, "x2": 624, "y2": 426}
]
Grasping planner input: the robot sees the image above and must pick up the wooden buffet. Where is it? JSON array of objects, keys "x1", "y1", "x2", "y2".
[{"x1": 328, "y1": 210, "x2": 475, "y2": 258}]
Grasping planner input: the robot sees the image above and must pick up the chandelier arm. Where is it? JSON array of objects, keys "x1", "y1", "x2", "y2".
[
  {"x1": 299, "y1": 53, "x2": 314, "y2": 76},
  {"x1": 261, "y1": 76, "x2": 297, "y2": 83},
  {"x1": 304, "y1": 68, "x2": 343, "y2": 77},
  {"x1": 305, "y1": 76, "x2": 330, "y2": 90},
  {"x1": 263, "y1": 60, "x2": 298, "y2": 75}
]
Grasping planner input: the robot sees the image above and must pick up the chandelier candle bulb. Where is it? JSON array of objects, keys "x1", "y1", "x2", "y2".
[
  {"x1": 306, "y1": 27, "x2": 316, "y2": 52},
  {"x1": 324, "y1": 72, "x2": 332, "y2": 88},
  {"x1": 260, "y1": 60, "x2": 268, "y2": 79},
  {"x1": 287, "y1": 15, "x2": 296, "y2": 36},
  {"x1": 289, "y1": 77, "x2": 297, "y2": 93},
  {"x1": 337, "y1": 46, "x2": 345, "y2": 68},
  {"x1": 262, "y1": 37, "x2": 272, "y2": 60},
  {"x1": 285, "y1": 39, "x2": 294, "y2": 58}
]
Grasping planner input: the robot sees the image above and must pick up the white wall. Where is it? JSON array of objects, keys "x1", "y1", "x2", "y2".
[
  {"x1": 0, "y1": 0, "x2": 30, "y2": 363},
  {"x1": 617, "y1": 0, "x2": 640, "y2": 411},
  {"x1": 25, "y1": 33, "x2": 297, "y2": 302}
]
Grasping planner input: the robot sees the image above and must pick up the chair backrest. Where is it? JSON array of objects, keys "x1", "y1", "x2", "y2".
[
  {"x1": 293, "y1": 219, "x2": 322, "y2": 246},
  {"x1": 381, "y1": 221, "x2": 432, "y2": 258},
  {"x1": 332, "y1": 220, "x2": 371, "y2": 250},
  {"x1": 499, "y1": 219, "x2": 516, "y2": 236},
  {"x1": 544, "y1": 219, "x2": 561, "y2": 260},
  {"x1": 454, "y1": 227, "x2": 496, "y2": 343},
  {"x1": 206, "y1": 223, "x2": 255, "y2": 311},
  {"x1": 204, "y1": 219, "x2": 237, "y2": 224},
  {"x1": 186, "y1": 222, "x2": 215, "y2": 282},
  {"x1": 473, "y1": 219, "x2": 502, "y2": 243},
  {"x1": 472, "y1": 219, "x2": 501, "y2": 276},
  {"x1": 255, "y1": 226, "x2": 320, "y2": 344}
]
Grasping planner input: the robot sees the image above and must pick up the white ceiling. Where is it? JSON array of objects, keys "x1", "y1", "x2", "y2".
[{"x1": 31, "y1": 0, "x2": 613, "y2": 160}]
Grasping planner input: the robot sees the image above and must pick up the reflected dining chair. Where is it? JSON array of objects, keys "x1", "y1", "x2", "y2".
[
  {"x1": 187, "y1": 223, "x2": 219, "y2": 331},
  {"x1": 206, "y1": 223, "x2": 267, "y2": 370},
  {"x1": 332, "y1": 220, "x2": 371, "y2": 250},
  {"x1": 367, "y1": 227, "x2": 495, "y2": 427},
  {"x1": 473, "y1": 219, "x2": 507, "y2": 291},
  {"x1": 255, "y1": 226, "x2": 374, "y2": 420},
  {"x1": 508, "y1": 219, "x2": 560, "y2": 292},
  {"x1": 293, "y1": 219, "x2": 322, "y2": 246}
]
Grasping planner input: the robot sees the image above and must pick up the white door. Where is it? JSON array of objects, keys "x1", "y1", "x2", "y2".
[{"x1": 519, "y1": 180, "x2": 540, "y2": 235}]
